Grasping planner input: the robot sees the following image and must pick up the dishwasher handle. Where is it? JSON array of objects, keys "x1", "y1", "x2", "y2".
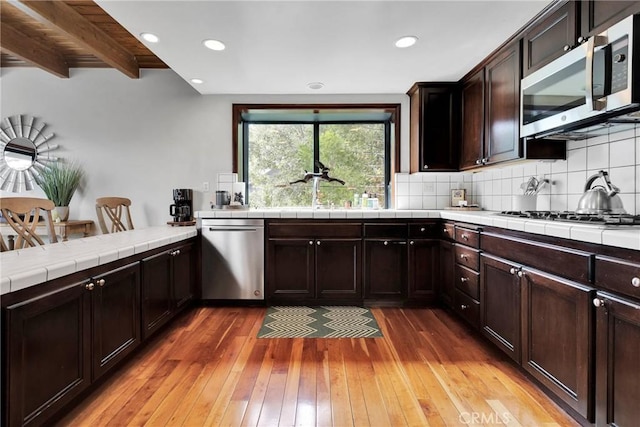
[{"x1": 206, "y1": 227, "x2": 260, "y2": 232}]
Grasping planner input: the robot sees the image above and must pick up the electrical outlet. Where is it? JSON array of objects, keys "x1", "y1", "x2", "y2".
[{"x1": 203, "y1": 181, "x2": 210, "y2": 192}]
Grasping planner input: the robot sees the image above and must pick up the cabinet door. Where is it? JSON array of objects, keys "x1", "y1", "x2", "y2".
[
  {"x1": 581, "y1": 0, "x2": 640, "y2": 38},
  {"x1": 315, "y1": 239, "x2": 362, "y2": 301},
  {"x1": 92, "y1": 262, "x2": 141, "y2": 381},
  {"x1": 6, "y1": 282, "x2": 91, "y2": 427},
  {"x1": 267, "y1": 238, "x2": 314, "y2": 301},
  {"x1": 595, "y1": 292, "x2": 640, "y2": 427},
  {"x1": 408, "y1": 239, "x2": 439, "y2": 303},
  {"x1": 522, "y1": 1, "x2": 577, "y2": 76},
  {"x1": 173, "y1": 242, "x2": 195, "y2": 310},
  {"x1": 485, "y1": 41, "x2": 521, "y2": 165},
  {"x1": 439, "y1": 240, "x2": 456, "y2": 307},
  {"x1": 141, "y1": 250, "x2": 173, "y2": 339},
  {"x1": 410, "y1": 85, "x2": 460, "y2": 172},
  {"x1": 364, "y1": 239, "x2": 407, "y2": 299},
  {"x1": 480, "y1": 254, "x2": 521, "y2": 363},
  {"x1": 522, "y1": 268, "x2": 594, "y2": 421},
  {"x1": 460, "y1": 69, "x2": 485, "y2": 169}
]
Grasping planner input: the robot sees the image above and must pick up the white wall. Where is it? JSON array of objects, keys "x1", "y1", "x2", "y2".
[{"x1": 1, "y1": 68, "x2": 409, "y2": 228}]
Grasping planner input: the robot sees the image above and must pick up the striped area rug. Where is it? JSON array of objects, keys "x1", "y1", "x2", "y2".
[{"x1": 257, "y1": 306, "x2": 383, "y2": 338}]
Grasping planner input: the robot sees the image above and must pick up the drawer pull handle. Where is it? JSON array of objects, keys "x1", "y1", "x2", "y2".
[
  {"x1": 85, "y1": 282, "x2": 95, "y2": 291},
  {"x1": 461, "y1": 234, "x2": 469, "y2": 240},
  {"x1": 460, "y1": 304, "x2": 468, "y2": 310},
  {"x1": 632, "y1": 277, "x2": 640, "y2": 288},
  {"x1": 97, "y1": 279, "x2": 106, "y2": 287},
  {"x1": 460, "y1": 277, "x2": 469, "y2": 283},
  {"x1": 593, "y1": 298, "x2": 605, "y2": 308}
]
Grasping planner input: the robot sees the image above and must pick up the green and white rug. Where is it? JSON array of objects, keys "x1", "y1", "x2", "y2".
[{"x1": 258, "y1": 306, "x2": 383, "y2": 338}]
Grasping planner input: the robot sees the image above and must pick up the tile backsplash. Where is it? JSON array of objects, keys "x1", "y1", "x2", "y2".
[{"x1": 396, "y1": 124, "x2": 640, "y2": 215}]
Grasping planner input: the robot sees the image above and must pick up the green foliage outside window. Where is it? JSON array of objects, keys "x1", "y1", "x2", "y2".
[{"x1": 248, "y1": 123, "x2": 386, "y2": 208}]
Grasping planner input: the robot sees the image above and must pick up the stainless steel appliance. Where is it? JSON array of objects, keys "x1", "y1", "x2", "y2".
[
  {"x1": 170, "y1": 189, "x2": 193, "y2": 222},
  {"x1": 521, "y1": 14, "x2": 640, "y2": 140},
  {"x1": 498, "y1": 211, "x2": 640, "y2": 225},
  {"x1": 200, "y1": 219, "x2": 264, "y2": 300},
  {"x1": 576, "y1": 170, "x2": 625, "y2": 214}
]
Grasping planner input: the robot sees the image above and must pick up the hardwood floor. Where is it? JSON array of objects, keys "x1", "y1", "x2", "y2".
[{"x1": 58, "y1": 306, "x2": 579, "y2": 426}]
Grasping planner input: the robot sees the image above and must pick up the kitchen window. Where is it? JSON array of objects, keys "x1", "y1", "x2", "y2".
[{"x1": 233, "y1": 104, "x2": 400, "y2": 209}]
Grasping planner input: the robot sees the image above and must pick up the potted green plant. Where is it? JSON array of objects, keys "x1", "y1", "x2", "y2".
[{"x1": 35, "y1": 161, "x2": 85, "y2": 222}]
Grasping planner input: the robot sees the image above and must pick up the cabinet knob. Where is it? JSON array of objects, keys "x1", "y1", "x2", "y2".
[
  {"x1": 424, "y1": 165, "x2": 429, "y2": 169},
  {"x1": 461, "y1": 234, "x2": 469, "y2": 240},
  {"x1": 420, "y1": 227, "x2": 426, "y2": 232},
  {"x1": 409, "y1": 240, "x2": 415, "y2": 245},
  {"x1": 384, "y1": 241, "x2": 389, "y2": 246},
  {"x1": 85, "y1": 282, "x2": 95, "y2": 291},
  {"x1": 475, "y1": 159, "x2": 483, "y2": 165},
  {"x1": 97, "y1": 279, "x2": 106, "y2": 287},
  {"x1": 460, "y1": 304, "x2": 468, "y2": 310},
  {"x1": 563, "y1": 44, "x2": 571, "y2": 51},
  {"x1": 509, "y1": 267, "x2": 517, "y2": 275},
  {"x1": 578, "y1": 36, "x2": 586, "y2": 44},
  {"x1": 459, "y1": 254, "x2": 467, "y2": 260},
  {"x1": 482, "y1": 158, "x2": 488, "y2": 164},
  {"x1": 443, "y1": 228, "x2": 448, "y2": 233},
  {"x1": 517, "y1": 270, "x2": 525, "y2": 278},
  {"x1": 632, "y1": 277, "x2": 640, "y2": 288},
  {"x1": 309, "y1": 240, "x2": 314, "y2": 245},
  {"x1": 316, "y1": 241, "x2": 321, "y2": 245},
  {"x1": 593, "y1": 298, "x2": 605, "y2": 308},
  {"x1": 460, "y1": 277, "x2": 469, "y2": 283}
]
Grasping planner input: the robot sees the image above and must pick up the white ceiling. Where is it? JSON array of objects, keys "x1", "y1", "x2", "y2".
[{"x1": 96, "y1": 0, "x2": 554, "y2": 95}]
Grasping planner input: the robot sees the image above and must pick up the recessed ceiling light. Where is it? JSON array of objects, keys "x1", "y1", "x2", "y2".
[
  {"x1": 203, "y1": 39, "x2": 226, "y2": 51},
  {"x1": 140, "y1": 32, "x2": 159, "y2": 43},
  {"x1": 395, "y1": 36, "x2": 418, "y2": 48},
  {"x1": 307, "y1": 82, "x2": 324, "y2": 90},
  {"x1": 191, "y1": 78, "x2": 204, "y2": 84}
]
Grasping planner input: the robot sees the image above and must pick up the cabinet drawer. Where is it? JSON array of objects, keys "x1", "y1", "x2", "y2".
[
  {"x1": 595, "y1": 256, "x2": 640, "y2": 300},
  {"x1": 441, "y1": 223, "x2": 455, "y2": 240},
  {"x1": 481, "y1": 232, "x2": 592, "y2": 283},
  {"x1": 408, "y1": 222, "x2": 438, "y2": 238},
  {"x1": 455, "y1": 244, "x2": 480, "y2": 271},
  {"x1": 455, "y1": 227, "x2": 480, "y2": 248},
  {"x1": 268, "y1": 222, "x2": 361, "y2": 238},
  {"x1": 455, "y1": 264, "x2": 479, "y2": 299},
  {"x1": 454, "y1": 289, "x2": 479, "y2": 328},
  {"x1": 364, "y1": 223, "x2": 407, "y2": 238}
]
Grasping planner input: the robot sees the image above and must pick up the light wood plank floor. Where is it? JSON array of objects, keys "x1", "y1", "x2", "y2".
[{"x1": 58, "y1": 307, "x2": 579, "y2": 426}]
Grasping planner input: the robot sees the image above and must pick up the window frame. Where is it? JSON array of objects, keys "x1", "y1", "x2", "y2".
[{"x1": 232, "y1": 103, "x2": 401, "y2": 208}]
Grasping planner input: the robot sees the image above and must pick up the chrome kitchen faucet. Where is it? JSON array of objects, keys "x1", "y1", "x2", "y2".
[{"x1": 290, "y1": 160, "x2": 345, "y2": 209}]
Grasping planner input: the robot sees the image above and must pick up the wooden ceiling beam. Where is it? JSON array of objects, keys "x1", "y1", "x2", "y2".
[
  {"x1": 16, "y1": 0, "x2": 140, "y2": 78},
  {"x1": 0, "y1": 22, "x2": 70, "y2": 78}
]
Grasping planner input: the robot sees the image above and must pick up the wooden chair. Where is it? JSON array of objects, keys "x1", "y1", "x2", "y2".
[
  {"x1": 95, "y1": 197, "x2": 134, "y2": 234},
  {"x1": 0, "y1": 197, "x2": 58, "y2": 251}
]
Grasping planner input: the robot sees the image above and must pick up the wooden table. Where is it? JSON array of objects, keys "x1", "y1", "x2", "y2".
[{"x1": 54, "y1": 220, "x2": 94, "y2": 241}]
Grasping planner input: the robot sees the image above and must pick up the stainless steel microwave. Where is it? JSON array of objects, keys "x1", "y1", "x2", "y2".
[{"x1": 521, "y1": 14, "x2": 640, "y2": 140}]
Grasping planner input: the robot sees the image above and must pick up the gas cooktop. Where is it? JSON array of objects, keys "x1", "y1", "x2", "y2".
[{"x1": 498, "y1": 211, "x2": 640, "y2": 225}]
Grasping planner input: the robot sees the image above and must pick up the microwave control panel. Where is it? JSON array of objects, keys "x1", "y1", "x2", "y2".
[{"x1": 611, "y1": 35, "x2": 629, "y2": 94}]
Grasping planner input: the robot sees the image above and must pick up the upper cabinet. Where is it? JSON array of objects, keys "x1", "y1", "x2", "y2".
[
  {"x1": 408, "y1": 83, "x2": 460, "y2": 172},
  {"x1": 460, "y1": 69, "x2": 485, "y2": 170},
  {"x1": 580, "y1": 0, "x2": 640, "y2": 38},
  {"x1": 522, "y1": 1, "x2": 578, "y2": 77}
]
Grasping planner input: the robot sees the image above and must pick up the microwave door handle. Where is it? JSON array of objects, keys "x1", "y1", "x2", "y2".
[{"x1": 586, "y1": 35, "x2": 608, "y2": 111}]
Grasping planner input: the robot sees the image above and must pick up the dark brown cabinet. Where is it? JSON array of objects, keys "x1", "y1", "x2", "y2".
[
  {"x1": 479, "y1": 254, "x2": 522, "y2": 363},
  {"x1": 484, "y1": 41, "x2": 521, "y2": 165},
  {"x1": 594, "y1": 292, "x2": 640, "y2": 427},
  {"x1": 141, "y1": 242, "x2": 195, "y2": 339},
  {"x1": 439, "y1": 240, "x2": 455, "y2": 307},
  {"x1": 91, "y1": 263, "x2": 141, "y2": 381},
  {"x1": 522, "y1": 1, "x2": 578, "y2": 76},
  {"x1": 267, "y1": 222, "x2": 362, "y2": 304},
  {"x1": 452, "y1": 224, "x2": 482, "y2": 327},
  {"x1": 364, "y1": 238, "x2": 407, "y2": 300},
  {"x1": 5, "y1": 282, "x2": 92, "y2": 427},
  {"x1": 580, "y1": 0, "x2": 640, "y2": 39},
  {"x1": 408, "y1": 83, "x2": 460, "y2": 172},
  {"x1": 460, "y1": 69, "x2": 485, "y2": 170}
]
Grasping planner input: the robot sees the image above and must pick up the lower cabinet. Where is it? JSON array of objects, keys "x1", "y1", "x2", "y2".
[
  {"x1": 439, "y1": 240, "x2": 455, "y2": 307},
  {"x1": 5, "y1": 262, "x2": 141, "y2": 427},
  {"x1": 141, "y1": 242, "x2": 195, "y2": 339},
  {"x1": 594, "y1": 292, "x2": 640, "y2": 427},
  {"x1": 364, "y1": 238, "x2": 407, "y2": 300},
  {"x1": 408, "y1": 239, "x2": 439, "y2": 304},
  {"x1": 480, "y1": 252, "x2": 594, "y2": 421},
  {"x1": 5, "y1": 282, "x2": 92, "y2": 427},
  {"x1": 267, "y1": 237, "x2": 362, "y2": 303}
]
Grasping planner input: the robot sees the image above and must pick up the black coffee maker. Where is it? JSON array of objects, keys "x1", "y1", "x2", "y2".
[{"x1": 170, "y1": 189, "x2": 193, "y2": 222}]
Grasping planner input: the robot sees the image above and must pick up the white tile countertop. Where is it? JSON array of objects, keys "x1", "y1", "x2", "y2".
[
  {"x1": 0, "y1": 226, "x2": 197, "y2": 296},
  {"x1": 196, "y1": 209, "x2": 640, "y2": 251}
]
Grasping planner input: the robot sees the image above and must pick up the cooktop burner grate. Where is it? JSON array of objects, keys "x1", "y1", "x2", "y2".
[{"x1": 498, "y1": 211, "x2": 640, "y2": 225}]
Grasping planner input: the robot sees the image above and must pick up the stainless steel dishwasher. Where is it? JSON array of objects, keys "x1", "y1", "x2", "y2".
[{"x1": 200, "y1": 218, "x2": 264, "y2": 300}]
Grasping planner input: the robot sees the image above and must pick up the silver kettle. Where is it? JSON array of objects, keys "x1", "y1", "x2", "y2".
[{"x1": 576, "y1": 170, "x2": 626, "y2": 214}]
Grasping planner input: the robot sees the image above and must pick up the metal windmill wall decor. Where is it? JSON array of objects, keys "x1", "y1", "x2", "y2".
[{"x1": 0, "y1": 115, "x2": 59, "y2": 192}]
